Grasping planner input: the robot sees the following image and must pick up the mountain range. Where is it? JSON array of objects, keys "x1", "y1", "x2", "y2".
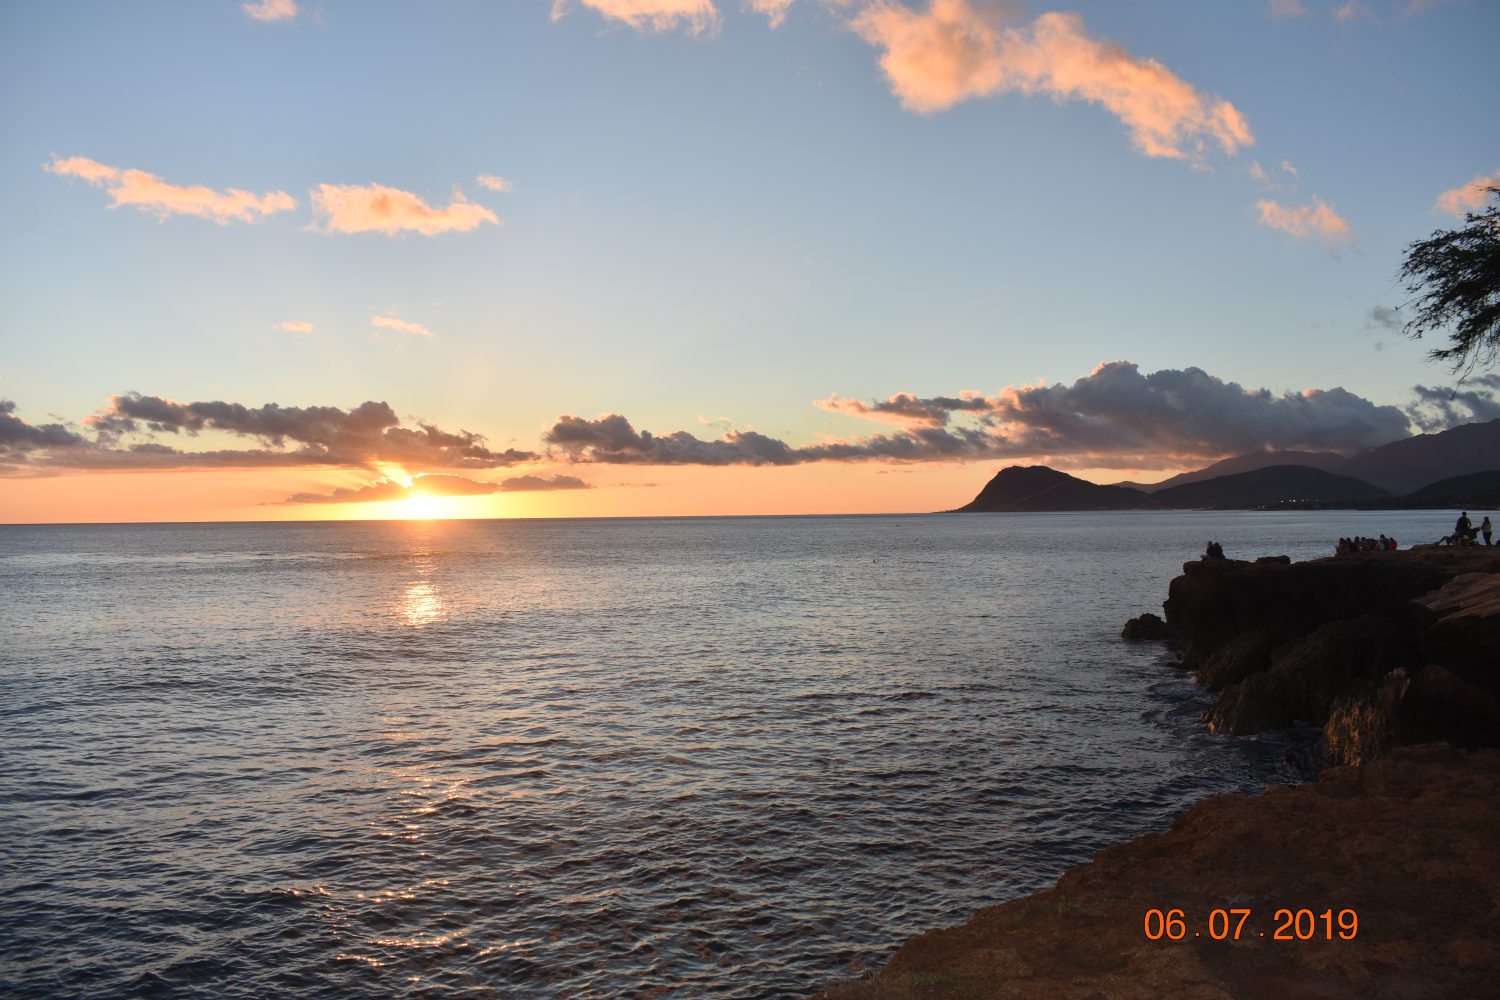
[{"x1": 953, "y1": 418, "x2": 1500, "y2": 512}]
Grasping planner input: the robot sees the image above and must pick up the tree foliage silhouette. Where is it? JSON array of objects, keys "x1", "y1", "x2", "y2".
[{"x1": 1401, "y1": 186, "x2": 1500, "y2": 374}]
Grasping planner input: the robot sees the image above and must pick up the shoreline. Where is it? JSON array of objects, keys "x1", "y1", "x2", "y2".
[{"x1": 819, "y1": 546, "x2": 1500, "y2": 998}]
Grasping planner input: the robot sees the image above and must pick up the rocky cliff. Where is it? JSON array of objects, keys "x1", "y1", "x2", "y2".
[{"x1": 1161, "y1": 546, "x2": 1500, "y2": 764}]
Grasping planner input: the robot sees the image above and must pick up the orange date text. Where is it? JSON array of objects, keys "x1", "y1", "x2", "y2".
[{"x1": 1142, "y1": 908, "x2": 1358, "y2": 941}]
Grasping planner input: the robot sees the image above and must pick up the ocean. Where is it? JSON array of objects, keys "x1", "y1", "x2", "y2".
[{"x1": 0, "y1": 510, "x2": 1451, "y2": 998}]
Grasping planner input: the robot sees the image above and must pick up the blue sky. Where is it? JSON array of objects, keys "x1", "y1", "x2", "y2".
[{"x1": 1, "y1": 1, "x2": 1497, "y2": 519}]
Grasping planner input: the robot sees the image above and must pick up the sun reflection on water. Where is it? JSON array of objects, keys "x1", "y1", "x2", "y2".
[{"x1": 400, "y1": 581, "x2": 444, "y2": 626}]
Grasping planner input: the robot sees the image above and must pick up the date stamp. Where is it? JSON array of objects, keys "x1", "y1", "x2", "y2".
[{"x1": 1143, "y1": 908, "x2": 1358, "y2": 941}]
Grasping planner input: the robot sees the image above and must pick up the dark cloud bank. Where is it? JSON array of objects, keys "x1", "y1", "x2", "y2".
[
  {"x1": 6, "y1": 366, "x2": 1498, "y2": 495},
  {"x1": 545, "y1": 363, "x2": 1492, "y2": 471},
  {"x1": 2, "y1": 394, "x2": 536, "y2": 473}
]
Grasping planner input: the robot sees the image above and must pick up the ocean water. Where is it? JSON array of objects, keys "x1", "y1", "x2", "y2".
[{"x1": 0, "y1": 510, "x2": 1451, "y2": 998}]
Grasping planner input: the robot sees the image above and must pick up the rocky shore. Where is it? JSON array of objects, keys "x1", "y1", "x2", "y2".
[
  {"x1": 819, "y1": 546, "x2": 1500, "y2": 998},
  {"x1": 1160, "y1": 545, "x2": 1500, "y2": 764}
]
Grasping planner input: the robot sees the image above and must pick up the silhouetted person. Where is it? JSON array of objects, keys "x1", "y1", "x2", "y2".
[
  {"x1": 1456, "y1": 512, "x2": 1476, "y2": 544},
  {"x1": 1204, "y1": 541, "x2": 1225, "y2": 560},
  {"x1": 1484, "y1": 516, "x2": 1493, "y2": 546}
]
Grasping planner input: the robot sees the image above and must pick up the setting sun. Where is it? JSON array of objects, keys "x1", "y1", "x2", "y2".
[{"x1": 396, "y1": 492, "x2": 447, "y2": 520}]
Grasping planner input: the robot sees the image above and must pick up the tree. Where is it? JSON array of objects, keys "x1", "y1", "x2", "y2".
[{"x1": 1400, "y1": 186, "x2": 1500, "y2": 375}]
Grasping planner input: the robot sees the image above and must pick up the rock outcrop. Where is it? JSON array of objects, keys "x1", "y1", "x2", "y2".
[
  {"x1": 1159, "y1": 547, "x2": 1500, "y2": 764},
  {"x1": 820, "y1": 746, "x2": 1500, "y2": 1000}
]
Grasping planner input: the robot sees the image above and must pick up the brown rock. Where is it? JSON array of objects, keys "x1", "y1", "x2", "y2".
[{"x1": 818, "y1": 746, "x2": 1500, "y2": 1000}]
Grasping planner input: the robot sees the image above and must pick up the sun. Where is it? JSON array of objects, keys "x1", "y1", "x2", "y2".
[{"x1": 396, "y1": 491, "x2": 447, "y2": 520}]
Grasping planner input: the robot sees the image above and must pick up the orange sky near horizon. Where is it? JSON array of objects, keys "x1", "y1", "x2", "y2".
[{"x1": 0, "y1": 461, "x2": 1185, "y2": 524}]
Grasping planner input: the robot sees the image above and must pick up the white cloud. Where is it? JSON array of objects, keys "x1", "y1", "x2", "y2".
[
  {"x1": 1256, "y1": 197, "x2": 1355, "y2": 256},
  {"x1": 551, "y1": 0, "x2": 720, "y2": 35},
  {"x1": 243, "y1": 0, "x2": 299, "y2": 22},
  {"x1": 849, "y1": 3, "x2": 1253, "y2": 161},
  {"x1": 476, "y1": 174, "x2": 514, "y2": 193},
  {"x1": 45, "y1": 155, "x2": 295, "y2": 225},
  {"x1": 274, "y1": 320, "x2": 316, "y2": 333},
  {"x1": 372, "y1": 315, "x2": 436, "y2": 338},
  {"x1": 1434, "y1": 170, "x2": 1500, "y2": 217},
  {"x1": 310, "y1": 183, "x2": 499, "y2": 236}
]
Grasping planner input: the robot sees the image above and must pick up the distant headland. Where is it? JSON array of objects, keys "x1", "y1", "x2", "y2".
[{"x1": 948, "y1": 418, "x2": 1500, "y2": 512}]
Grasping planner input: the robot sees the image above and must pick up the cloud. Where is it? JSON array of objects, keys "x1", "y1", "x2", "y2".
[
  {"x1": 1255, "y1": 197, "x2": 1355, "y2": 255},
  {"x1": 849, "y1": 4, "x2": 1252, "y2": 160},
  {"x1": 1, "y1": 395, "x2": 536, "y2": 473},
  {"x1": 1248, "y1": 160, "x2": 1272, "y2": 187},
  {"x1": 1269, "y1": 0, "x2": 1306, "y2": 17},
  {"x1": 1366, "y1": 305, "x2": 1401, "y2": 331},
  {"x1": 282, "y1": 472, "x2": 592, "y2": 505},
  {"x1": 1334, "y1": 1, "x2": 1367, "y2": 21},
  {"x1": 816, "y1": 390, "x2": 995, "y2": 425},
  {"x1": 1280, "y1": 159, "x2": 1300, "y2": 182},
  {"x1": 274, "y1": 320, "x2": 316, "y2": 333},
  {"x1": 45, "y1": 155, "x2": 295, "y2": 224},
  {"x1": 545, "y1": 361, "x2": 1413, "y2": 470},
  {"x1": 551, "y1": 0, "x2": 720, "y2": 35},
  {"x1": 1, "y1": 400, "x2": 87, "y2": 456},
  {"x1": 747, "y1": 0, "x2": 797, "y2": 27},
  {"x1": 1405, "y1": 375, "x2": 1500, "y2": 432},
  {"x1": 476, "y1": 174, "x2": 514, "y2": 193},
  {"x1": 1434, "y1": 170, "x2": 1500, "y2": 217},
  {"x1": 309, "y1": 183, "x2": 498, "y2": 236},
  {"x1": 243, "y1": 0, "x2": 298, "y2": 21},
  {"x1": 372, "y1": 315, "x2": 435, "y2": 338}
]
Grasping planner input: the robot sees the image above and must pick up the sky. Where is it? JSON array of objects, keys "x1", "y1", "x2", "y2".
[{"x1": 2, "y1": 0, "x2": 1498, "y2": 522}]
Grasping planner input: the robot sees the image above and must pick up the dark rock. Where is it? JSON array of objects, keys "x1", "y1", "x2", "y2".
[
  {"x1": 1255, "y1": 555, "x2": 1291, "y2": 565},
  {"x1": 1324, "y1": 670, "x2": 1410, "y2": 767},
  {"x1": 1120, "y1": 612, "x2": 1169, "y2": 641},
  {"x1": 1403, "y1": 664, "x2": 1500, "y2": 750},
  {"x1": 1193, "y1": 623, "x2": 1285, "y2": 692},
  {"x1": 1204, "y1": 616, "x2": 1417, "y2": 736},
  {"x1": 1165, "y1": 552, "x2": 1463, "y2": 673}
]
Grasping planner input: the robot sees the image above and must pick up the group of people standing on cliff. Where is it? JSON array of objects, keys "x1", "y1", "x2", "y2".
[
  {"x1": 1447, "y1": 512, "x2": 1494, "y2": 546},
  {"x1": 1336, "y1": 535, "x2": 1398, "y2": 555}
]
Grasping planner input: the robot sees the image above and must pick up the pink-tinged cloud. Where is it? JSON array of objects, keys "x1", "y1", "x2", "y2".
[
  {"x1": 476, "y1": 174, "x2": 514, "y2": 193},
  {"x1": 1256, "y1": 197, "x2": 1354, "y2": 255},
  {"x1": 747, "y1": 0, "x2": 796, "y2": 28},
  {"x1": 850, "y1": 4, "x2": 1252, "y2": 161},
  {"x1": 1269, "y1": 0, "x2": 1306, "y2": 17},
  {"x1": 243, "y1": 0, "x2": 298, "y2": 21},
  {"x1": 45, "y1": 156, "x2": 296, "y2": 225},
  {"x1": 281, "y1": 472, "x2": 592, "y2": 505},
  {"x1": 372, "y1": 315, "x2": 435, "y2": 338},
  {"x1": 552, "y1": 0, "x2": 720, "y2": 35},
  {"x1": 1334, "y1": 1, "x2": 1366, "y2": 21},
  {"x1": 309, "y1": 183, "x2": 499, "y2": 237},
  {"x1": 274, "y1": 320, "x2": 315, "y2": 333},
  {"x1": 1434, "y1": 170, "x2": 1500, "y2": 217}
]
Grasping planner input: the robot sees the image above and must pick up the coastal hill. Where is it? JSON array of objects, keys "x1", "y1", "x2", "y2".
[
  {"x1": 1404, "y1": 469, "x2": 1500, "y2": 506},
  {"x1": 951, "y1": 465, "x2": 1152, "y2": 512},
  {"x1": 951, "y1": 419, "x2": 1500, "y2": 512},
  {"x1": 1114, "y1": 449, "x2": 1347, "y2": 493},
  {"x1": 1148, "y1": 464, "x2": 1389, "y2": 508},
  {"x1": 1347, "y1": 417, "x2": 1500, "y2": 494}
]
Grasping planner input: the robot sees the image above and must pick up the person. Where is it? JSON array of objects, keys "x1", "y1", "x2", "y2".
[
  {"x1": 1456, "y1": 512, "x2": 1475, "y2": 543},
  {"x1": 1483, "y1": 516, "x2": 1493, "y2": 546}
]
